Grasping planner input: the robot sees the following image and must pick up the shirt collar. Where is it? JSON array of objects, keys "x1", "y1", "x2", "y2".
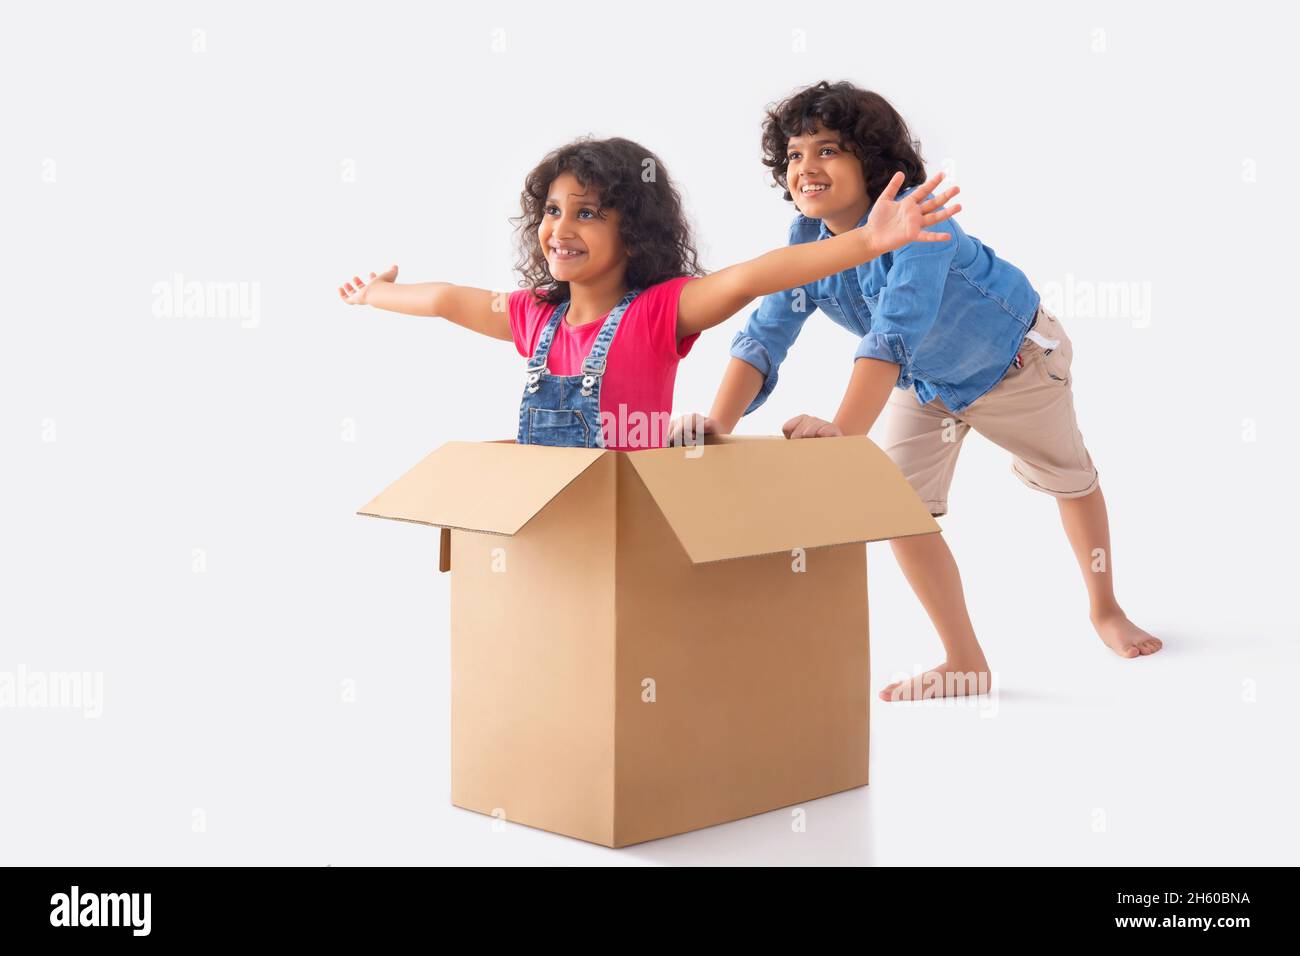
[{"x1": 815, "y1": 205, "x2": 873, "y2": 241}]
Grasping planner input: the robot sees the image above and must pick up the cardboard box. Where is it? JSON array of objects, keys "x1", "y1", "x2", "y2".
[{"x1": 359, "y1": 435, "x2": 938, "y2": 847}]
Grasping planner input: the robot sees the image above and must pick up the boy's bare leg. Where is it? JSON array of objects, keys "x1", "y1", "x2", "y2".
[
  {"x1": 879, "y1": 532, "x2": 992, "y2": 701},
  {"x1": 1057, "y1": 483, "x2": 1162, "y2": 658}
]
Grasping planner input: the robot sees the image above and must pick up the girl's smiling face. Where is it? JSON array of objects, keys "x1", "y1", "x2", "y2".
[
  {"x1": 539, "y1": 172, "x2": 627, "y2": 285},
  {"x1": 785, "y1": 126, "x2": 869, "y2": 221}
]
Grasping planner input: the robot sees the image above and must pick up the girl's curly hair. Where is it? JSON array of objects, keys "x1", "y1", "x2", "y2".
[
  {"x1": 761, "y1": 81, "x2": 927, "y2": 204},
  {"x1": 513, "y1": 137, "x2": 704, "y2": 304}
]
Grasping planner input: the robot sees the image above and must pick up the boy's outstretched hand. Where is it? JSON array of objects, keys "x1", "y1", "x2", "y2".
[
  {"x1": 863, "y1": 170, "x2": 961, "y2": 254},
  {"x1": 338, "y1": 264, "x2": 399, "y2": 305}
]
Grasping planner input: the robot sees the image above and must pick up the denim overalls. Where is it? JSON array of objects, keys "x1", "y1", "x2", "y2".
[{"x1": 516, "y1": 289, "x2": 640, "y2": 448}]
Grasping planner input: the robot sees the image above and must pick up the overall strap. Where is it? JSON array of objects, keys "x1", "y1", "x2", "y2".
[
  {"x1": 580, "y1": 288, "x2": 640, "y2": 376},
  {"x1": 527, "y1": 298, "x2": 571, "y2": 370}
]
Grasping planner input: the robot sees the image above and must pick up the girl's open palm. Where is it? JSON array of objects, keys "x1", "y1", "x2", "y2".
[
  {"x1": 338, "y1": 264, "x2": 399, "y2": 305},
  {"x1": 866, "y1": 171, "x2": 962, "y2": 253}
]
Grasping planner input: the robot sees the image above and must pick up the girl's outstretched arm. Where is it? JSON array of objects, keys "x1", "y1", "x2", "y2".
[
  {"x1": 676, "y1": 171, "x2": 959, "y2": 338},
  {"x1": 338, "y1": 265, "x2": 513, "y2": 341}
]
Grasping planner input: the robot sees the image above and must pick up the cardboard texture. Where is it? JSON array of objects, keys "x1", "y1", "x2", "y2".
[{"x1": 359, "y1": 435, "x2": 939, "y2": 847}]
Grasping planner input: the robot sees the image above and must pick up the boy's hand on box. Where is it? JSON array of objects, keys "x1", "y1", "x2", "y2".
[
  {"x1": 667, "y1": 412, "x2": 718, "y2": 447},
  {"x1": 338, "y1": 264, "x2": 399, "y2": 305},
  {"x1": 783, "y1": 414, "x2": 842, "y2": 440},
  {"x1": 862, "y1": 170, "x2": 961, "y2": 255}
]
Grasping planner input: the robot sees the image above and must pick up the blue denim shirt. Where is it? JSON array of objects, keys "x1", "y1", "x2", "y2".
[{"x1": 730, "y1": 188, "x2": 1040, "y2": 415}]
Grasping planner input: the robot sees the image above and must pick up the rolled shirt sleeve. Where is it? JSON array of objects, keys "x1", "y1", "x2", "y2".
[
  {"x1": 853, "y1": 212, "x2": 959, "y2": 389},
  {"x1": 729, "y1": 283, "x2": 811, "y2": 416}
]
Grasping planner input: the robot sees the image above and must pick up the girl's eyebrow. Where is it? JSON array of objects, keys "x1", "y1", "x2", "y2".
[{"x1": 789, "y1": 138, "x2": 841, "y2": 152}]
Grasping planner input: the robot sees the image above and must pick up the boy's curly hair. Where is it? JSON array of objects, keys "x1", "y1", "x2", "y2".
[
  {"x1": 513, "y1": 137, "x2": 704, "y2": 304},
  {"x1": 761, "y1": 81, "x2": 927, "y2": 204}
]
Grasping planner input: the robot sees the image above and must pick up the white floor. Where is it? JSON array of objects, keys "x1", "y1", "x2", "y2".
[{"x1": 4, "y1": 451, "x2": 1293, "y2": 866}]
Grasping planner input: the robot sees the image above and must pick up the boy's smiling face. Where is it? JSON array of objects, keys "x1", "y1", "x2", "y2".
[
  {"x1": 786, "y1": 125, "x2": 870, "y2": 228},
  {"x1": 539, "y1": 171, "x2": 627, "y2": 285}
]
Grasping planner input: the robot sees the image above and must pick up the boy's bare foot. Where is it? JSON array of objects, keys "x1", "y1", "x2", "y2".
[
  {"x1": 879, "y1": 660, "x2": 992, "y2": 702},
  {"x1": 1092, "y1": 610, "x2": 1163, "y2": 659}
]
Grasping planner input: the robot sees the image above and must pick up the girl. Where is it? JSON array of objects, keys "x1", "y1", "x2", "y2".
[
  {"x1": 337, "y1": 135, "x2": 959, "y2": 449},
  {"x1": 682, "y1": 82, "x2": 1161, "y2": 698}
]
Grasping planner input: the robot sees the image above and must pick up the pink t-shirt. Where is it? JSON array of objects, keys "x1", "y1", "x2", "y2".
[{"x1": 508, "y1": 277, "x2": 700, "y2": 450}]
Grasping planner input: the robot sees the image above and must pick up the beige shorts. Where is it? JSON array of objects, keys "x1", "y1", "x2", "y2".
[{"x1": 880, "y1": 306, "x2": 1098, "y2": 517}]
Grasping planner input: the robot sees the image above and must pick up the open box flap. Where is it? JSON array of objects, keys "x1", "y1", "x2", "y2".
[
  {"x1": 627, "y1": 435, "x2": 939, "y2": 564},
  {"x1": 358, "y1": 441, "x2": 606, "y2": 535}
]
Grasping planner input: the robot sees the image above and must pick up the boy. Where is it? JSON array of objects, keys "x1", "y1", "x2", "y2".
[{"x1": 684, "y1": 81, "x2": 1160, "y2": 700}]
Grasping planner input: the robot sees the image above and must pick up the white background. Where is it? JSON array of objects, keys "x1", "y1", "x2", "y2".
[{"x1": 2, "y1": 0, "x2": 1296, "y2": 865}]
